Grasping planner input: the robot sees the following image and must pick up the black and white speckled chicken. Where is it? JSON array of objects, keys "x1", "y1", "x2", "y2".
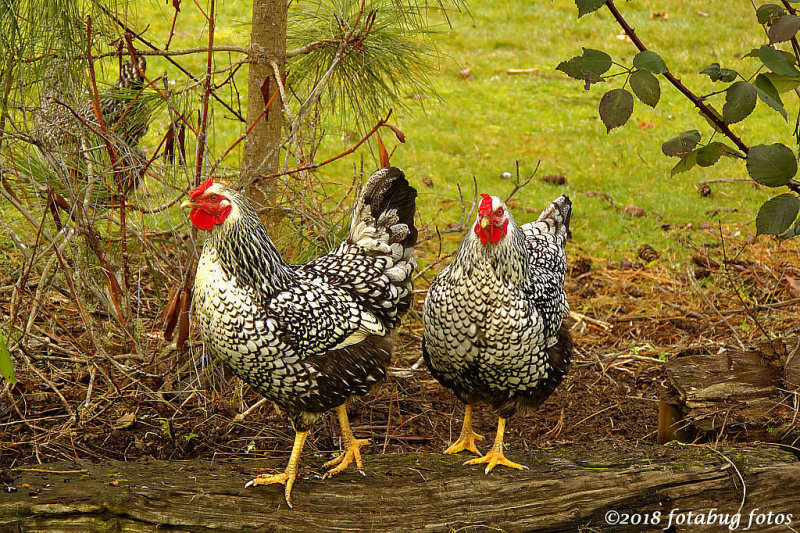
[
  {"x1": 36, "y1": 56, "x2": 150, "y2": 149},
  {"x1": 422, "y1": 193, "x2": 572, "y2": 472},
  {"x1": 181, "y1": 168, "x2": 417, "y2": 507}
]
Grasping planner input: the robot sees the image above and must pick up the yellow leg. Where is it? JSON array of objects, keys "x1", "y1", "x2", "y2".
[
  {"x1": 444, "y1": 404, "x2": 484, "y2": 455},
  {"x1": 246, "y1": 429, "x2": 308, "y2": 509},
  {"x1": 322, "y1": 404, "x2": 371, "y2": 478},
  {"x1": 464, "y1": 417, "x2": 529, "y2": 473}
]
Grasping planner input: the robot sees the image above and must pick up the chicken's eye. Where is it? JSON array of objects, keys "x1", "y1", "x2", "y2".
[
  {"x1": 496, "y1": 207, "x2": 504, "y2": 216},
  {"x1": 209, "y1": 194, "x2": 219, "y2": 202}
]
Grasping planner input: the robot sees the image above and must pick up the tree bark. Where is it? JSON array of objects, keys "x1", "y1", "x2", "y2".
[
  {"x1": 661, "y1": 337, "x2": 800, "y2": 443},
  {"x1": 2, "y1": 444, "x2": 799, "y2": 532},
  {"x1": 241, "y1": 0, "x2": 287, "y2": 191}
]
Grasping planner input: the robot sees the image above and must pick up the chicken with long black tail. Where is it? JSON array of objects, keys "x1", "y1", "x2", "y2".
[{"x1": 182, "y1": 167, "x2": 417, "y2": 507}]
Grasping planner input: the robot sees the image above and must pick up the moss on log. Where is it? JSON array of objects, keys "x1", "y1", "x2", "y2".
[{"x1": 2, "y1": 443, "x2": 799, "y2": 532}]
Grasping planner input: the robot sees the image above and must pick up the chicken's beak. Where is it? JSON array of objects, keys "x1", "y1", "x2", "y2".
[
  {"x1": 180, "y1": 198, "x2": 194, "y2": 209},
  {"x1": 480, "y1": 216, "x2": 490, "y2": 229}
]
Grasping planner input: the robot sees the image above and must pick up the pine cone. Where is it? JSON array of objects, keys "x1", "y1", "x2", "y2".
[{"x1": 638, "y1": 244, "x2": 659, "y2": 262}]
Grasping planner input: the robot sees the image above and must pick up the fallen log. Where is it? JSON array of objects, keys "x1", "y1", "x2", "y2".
[
  {"x1": 661, "y1": 337, "x2": 800, "y2": 444},
  {"x1": 2, "y1": 443, "x2": 798, "y2": 532}
]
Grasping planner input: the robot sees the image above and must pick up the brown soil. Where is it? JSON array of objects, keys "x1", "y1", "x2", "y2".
[{"x1": 2, "y1": 228, "x2": 799, "y2": 470}]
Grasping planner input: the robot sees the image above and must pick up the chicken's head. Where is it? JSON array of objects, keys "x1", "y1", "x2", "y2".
[
  {"x1": 182, "y1": 178, "x2": 233, "y2": 231},
  {"x1": 474, "y1": 193, "x2": 509, "y2": 245}
]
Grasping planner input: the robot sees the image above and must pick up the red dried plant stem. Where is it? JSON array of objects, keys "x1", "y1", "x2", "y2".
[
  {"x1": 194, "y1": 0, "x2": 215, "y2": 186},
  {"x1": 210, "y1": 86, "x2": 280, "y2": 176},
  {"x1": 86, "y1": 17, "x2": 133, "y2": 332},
  {"x1": 101, "y1": 6, "x2": 245, "y2": 123},
  {"x1": 165, "y1": 0, "x2": 181, "y2": 50},
  {"x1": 260, "y1": 109, "x2": 395, "y2": 180}
]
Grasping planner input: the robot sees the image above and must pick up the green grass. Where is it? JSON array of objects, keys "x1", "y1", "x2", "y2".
[
  {"x1": 312, "y1": 0, "x2": 792, "y2": 264},
  {"x1": 4, "y1": 0, "x2": 795, "y2": 270},
  {"x1": 377, "y1": 0, "x2": 793, "y2": 263}
]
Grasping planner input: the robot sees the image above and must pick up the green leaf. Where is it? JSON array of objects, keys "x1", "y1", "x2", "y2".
[
  {"x1": 768, "y1": 14, "x2": 800, "y2": 43},
  {"x1": 629, "y1": 70, "x2": 660, "y2": 107},
  {"x1": 746, "y1": 143, "x2": 798, "y2": 186},
  {"x1": 762, "y1": 72, "x2": 800, "y2": 93},
  {"x1": 576, "y1": 0, "x2": 606, "y2": 17},
  {"x1": 757, "y1": 3, "x2": 785, "y2": 24},
  {"x1": 719, "y1": 68, "x2": 739, "y2": 82},
  {"x1": 662, "y1": 130, "x2": 701, "y2": 157},
  {"x1": 671, "y1": 149, "x2": 698, "y2": 176},
  {"x1": 756, "y1": 193, "x2": 800, "y2": 235},
  {"x1": 598, "y1": 88, "x2": 633, "y2": 132},
  {"x1": 780, "y1": 219, "x2": 800, "y2": 239},
  {"x1": 754, "y1": 73, "x2": 788, "y2": 120},
  {"x1": 556, "y1": 48, "x2": 613, "y2": 85},
  {"x1": 632, "y1": 50, "x2": 668, "y2": 74},
  {"x1": 697, "y1": 142, "x2": 737, "y2": 167},
  {"x1": 0, "y1": 333, "x2": 14, "y2": 385},
  {"x1": 758, "y1": 44, "x2": 800, "y2": 76},
  {"x1": 700, "y1": 62, "x2": 721, "y2": 81},
  {"x1": 723, "y1": 81, "x2": 757, "y2": 124},
  {"x1": 701, "y1": 63, "x2": 738, "y2": 82}
]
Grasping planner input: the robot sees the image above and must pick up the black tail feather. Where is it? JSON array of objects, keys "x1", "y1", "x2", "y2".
[{"x1": 360, "y1": 167, "x2": 418, "y2": 249}]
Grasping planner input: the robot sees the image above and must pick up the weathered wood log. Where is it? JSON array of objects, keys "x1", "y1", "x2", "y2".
[
  {"x1": 662, "y1": 337, "x2": 800, "y2": 443},
  {"x1": 2, "y1": 444, "x2": 799, "y2": 532}
]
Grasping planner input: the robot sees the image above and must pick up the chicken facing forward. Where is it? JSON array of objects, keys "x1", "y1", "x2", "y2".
[
  {"x1": 423, "y1": 193, "x2": 572, "y2": 472},
  {"x1": 182, "y1": 168, "x2": 417, "y2": 507}
]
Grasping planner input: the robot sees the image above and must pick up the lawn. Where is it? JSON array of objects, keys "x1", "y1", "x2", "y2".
[
  {"x1": 1, "y1": 0, "x2": 792, "y2": 266},
  {"x1": 129, "y1": 0, "x2": 796, "y2": 265}
]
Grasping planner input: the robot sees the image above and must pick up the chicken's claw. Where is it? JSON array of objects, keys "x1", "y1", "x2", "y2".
[
  {"x1": 444, "y1": 429, "x2": 484, "y2": 455},
  {"x1": 464, "y1": 448, "x2": 529, "y2": 474},
  {"x1": 246, "y1": 470, "x2": 298, "y2": 508},
  {"x1": 322, "y1": 438, "x2": 370, "y2": 478}
]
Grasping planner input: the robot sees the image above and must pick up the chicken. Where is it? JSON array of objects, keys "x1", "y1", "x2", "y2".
[
  {"x1": 181, "y1": 168, "x2": 417, "y2": 507},
  {"x1": 422, "y1": 193, "x2": 572, "y2": 472},
  {"x1": 36, "y1": 56, "x2": 150, "y2": 149},
  {"x1": 35, "y1": 56, "x2": 151, "y2": 195}
]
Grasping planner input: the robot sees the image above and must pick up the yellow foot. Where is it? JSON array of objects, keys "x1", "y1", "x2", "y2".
[
  {"x1": 465, "y1": 448, "x2": 529, "y2": 474},
  {"x1": 245, "y1": 470, "x2": 298, "y2": 508},
  {"x1": 444, "y1": 429, "x2": 484, "y2": 455},
  {"x1": 322, "y1": 438, "x2": 371, "y2": 478}
]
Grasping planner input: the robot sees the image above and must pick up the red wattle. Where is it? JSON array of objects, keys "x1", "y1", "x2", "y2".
[
  {"x1": 190, "y1": 208, "x2": 216, "y2": 231},
  {"x1": 474, "y1": 222, "x2": 487, "y2": 245},
  {"x1": 488, "y1": 219, "x2": 508, "y2": 243}
]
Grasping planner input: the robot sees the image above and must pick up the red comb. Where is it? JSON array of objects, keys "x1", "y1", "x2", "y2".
[
  {"x1": 189, "y1": 177, "x2": 214, "y2": 199},
  {"x1": 478, "y1": 193, "x2": 493, "y2": 215}
]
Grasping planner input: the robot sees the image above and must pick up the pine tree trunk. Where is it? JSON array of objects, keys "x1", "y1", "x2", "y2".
[{"x1": 241, "y1": 0, "x2": 287, "y2": 193}]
